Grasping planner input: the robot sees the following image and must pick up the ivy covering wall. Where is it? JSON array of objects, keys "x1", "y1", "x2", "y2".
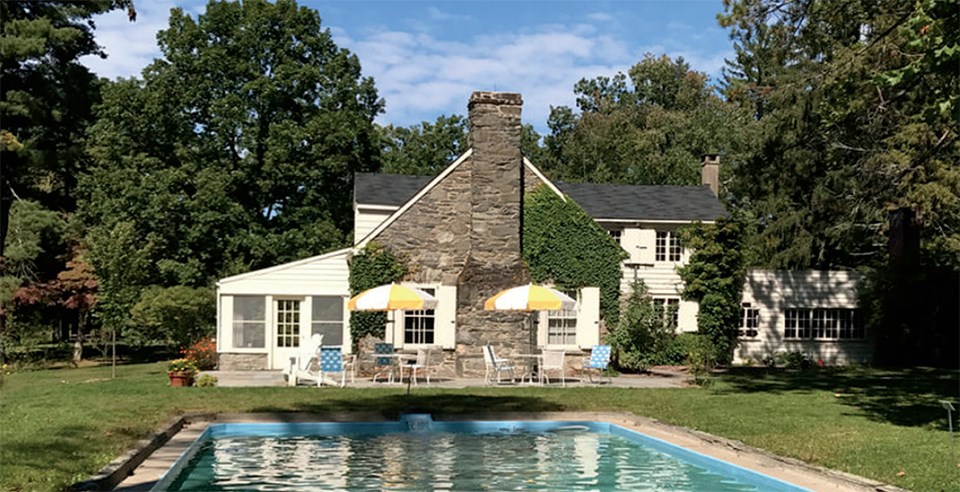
[
  {"x1": 677, "y1": 217, "x2": 746, "y2": 364},
  {"x1": 522, "y1": 184, "x2": 627, "y2": 326},
  {"x1": 347, "y1": 242, "x2": 408, "y2": 346}
]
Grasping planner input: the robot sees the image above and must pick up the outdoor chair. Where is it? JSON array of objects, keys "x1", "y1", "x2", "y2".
[
  {"x1": 342, "y1": 351, "x2": 357, "y2": 385},
  {"x1": 401, "y1": 347, "x2": 434, "y2": 386},
  {"x1": 483, "y1": 344, "x2": 515, "y2": 385},
  {"x1": 318, "y1": 346, "x2": 349, "y2": 387},
  {"x1": 285, "y1": 334, "x2": 323, "y2": 386},
  {"x1": 372, "y1": 343, "x2": 397, "y2": 383},
  {"x1": 540, "y1": 350, "x2": 566, "y2": 387},
  {"x1": 582, "y1": 345, "x2": 612, "y2": 384}
]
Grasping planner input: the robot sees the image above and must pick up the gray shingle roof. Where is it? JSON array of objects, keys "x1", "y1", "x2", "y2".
[
  {"x1": 354, "y1": 172, "x2": 727, "y2": 221},
  {"x1": 557, "y1": 181, "x2": 728, "y2": 221},
  {"x1": 354, "y1": 173, "x2": 430, "y2": 206}
]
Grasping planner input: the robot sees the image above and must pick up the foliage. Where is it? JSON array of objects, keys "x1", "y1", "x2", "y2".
[
  {"x1": 0, "y1": 0, "x2": 135, "y2": 254},
  {"x1": 167, "y1": 358, "x2": 198, "y2": 375},
  {"x1": 3, "y1": 200, "x2": 66, "y2": 282},
  {"x1": 719, "y1": 0, "x2": 959, "y2": 270},
  {"x1": 195, "y1": 374, "x2": 218, "y2": 387},
  {"x1": 347, "y1": 243, "x2": 408, "y2": 344},
  {"x1": 539, "y1": 54, "x2": 748, "y2": 187},
  {"x1": 182, "y1": 337, "x2": 217, "y2": 371},
  {"x1": 608, "y1": 279, "x2": 676, "y2": 371},
  {"x1": 129, "y1": 286, "x2": 215, "y2": 349},
  {"x1": 379, "y1": 114, "x2": 548, "y2": 176},
  {"x1": 522, "y1": 185, "x2": 627, "y2": 326},
  {"x1": 665, "y1": 332, "x2": 710, "y2": 365},
  {"x1": 380, "y1": 115, "x2": 469, "y2": 175},
  {"x1": 80, "y1": 0, "x2": 382, "y2": 292},
  {"x1": 684, "y1": 334, "x2": 718, "y2": 385},
  {"x1": 678, "y1": 218, "x2": 746, "y2": 364},
  {"x1": 777, "y1": 351, "x2": 812, "y2": 370}
]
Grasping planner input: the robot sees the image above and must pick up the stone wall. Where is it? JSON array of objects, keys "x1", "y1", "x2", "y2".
[{"x1": 219, "y1": 353, "x2": 268, "y2": 370}]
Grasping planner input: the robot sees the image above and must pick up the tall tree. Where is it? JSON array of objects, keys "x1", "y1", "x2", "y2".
[
  {"x1": 81, "y1": 0, "x2": 384, "y2": 291},
  {"x1": 719, "y1": 0, "x2": 959, "y2": 270},
  {"x1": 541, "y1": 54, "x2": 748, "y2": 187},
  {"x1": 0, "y1": 0, "x2": 135, "y2": 256}
]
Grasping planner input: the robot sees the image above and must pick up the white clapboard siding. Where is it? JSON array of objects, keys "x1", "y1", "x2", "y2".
[
  {"x1": 434, "y1": 285, "x2": 457, "y2": 349},
  {"x1": 576, "y1": 287, "x2": 601, "y2": 349},
  {"x1": 218, "y1": 248, "x2": 350, "y2": 296},
  {"x1": 735, "y1": 270, "x2": 871, "y2": 365},
  {"x1": 354, "y1": 206, "x2": 396, "y2": 244}
]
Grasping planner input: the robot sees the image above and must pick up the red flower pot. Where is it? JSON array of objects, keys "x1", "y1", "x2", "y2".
[{"x1": 168, "y1": 371, "x2": 195, "y2": 387}]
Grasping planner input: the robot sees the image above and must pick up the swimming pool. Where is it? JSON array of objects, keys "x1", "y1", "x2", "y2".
[{"x1": 154, "y1": 415, "x2": 809, "y2": 491}]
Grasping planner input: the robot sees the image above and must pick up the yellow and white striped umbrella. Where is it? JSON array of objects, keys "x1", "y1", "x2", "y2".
[
  {"x1": 484, "y1": 284, "x2": 577, "y2": 311},
  {"x1": 348, "y1": 284, "x2": 438, "y2": 311}
]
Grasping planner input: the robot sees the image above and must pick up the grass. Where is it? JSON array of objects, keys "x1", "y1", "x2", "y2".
[{"x1": 1, "y1": 363, "x2": 958, "y2": 492}]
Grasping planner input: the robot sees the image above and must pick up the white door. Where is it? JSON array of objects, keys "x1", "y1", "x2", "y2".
[{"x1": 272, "y1": 298, "x2": 304, "y2": 369}]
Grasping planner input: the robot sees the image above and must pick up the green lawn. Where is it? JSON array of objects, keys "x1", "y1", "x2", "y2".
[{"x1": 1, "y1": 363, "x2": 957, "y2": 491}]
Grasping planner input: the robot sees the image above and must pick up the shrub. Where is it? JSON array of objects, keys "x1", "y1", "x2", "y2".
[
  {"x1": 684, "y1": 334, "x2": 717, "y2": 385},
  {"x1": 778, "y1": 351, "x2": 812, "y2": 370},
  {"x1": 129, "y1": 286, "x2": 215, "y2": 349},
  {"x1": 195, "y1": 374, "x2": 218, "y2": 387},
  {"x1": 665, "y1": 333, "x2": 702, "y2": 364},
  {"x1": 182, "y1": 337, "x2": 217, "y2": 370},
  {"x1": 609, "y1": 279, "x2": 676, "y2": 371}
]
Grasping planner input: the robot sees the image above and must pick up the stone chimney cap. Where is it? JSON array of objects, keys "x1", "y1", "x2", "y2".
[
  {"x1": 701, "y1": 153, "x2": 720, "y2": 164},
  {"x1": 469, "y1": 91, "x2": 523, "y2": 108}
]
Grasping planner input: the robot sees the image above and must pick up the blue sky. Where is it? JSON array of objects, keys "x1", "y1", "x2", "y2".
[{"x1": 80, "y1": 0, "x2": 733, "y2": 133}]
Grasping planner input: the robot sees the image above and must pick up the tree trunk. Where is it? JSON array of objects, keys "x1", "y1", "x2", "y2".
[{"x1": 73, "y1": 314, "x2": 86, "y2": 366}]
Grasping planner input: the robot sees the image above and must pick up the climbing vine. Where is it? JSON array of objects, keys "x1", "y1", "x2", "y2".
[
  {"x1": 522, "y1": 184, "x2": 627, "y2": 326},
  {"x1": 347, "y1": 242, "x2": 408, "y2": 345},
  {"x1": 677, "y1": 217, "x2": 746, "y2": 364}
]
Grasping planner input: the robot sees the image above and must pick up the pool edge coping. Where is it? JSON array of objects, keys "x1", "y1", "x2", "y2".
[{"x1": 100, "y1": 411, "x2": 908, "y2": 492}]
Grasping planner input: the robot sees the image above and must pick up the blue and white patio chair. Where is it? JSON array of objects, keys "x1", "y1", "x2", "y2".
[
  {"x1": 483, "y1": 344, "x2": 515, "y2": 385},
  {"x1": 319, "y1": 346, "x2": 349, "y2": 387},
  {"x1": 582, "y1": 345, "x2": 612, "y2": 384},
  {"x1": 372, "y1": 343, "x2": 397, "y2": 383}
]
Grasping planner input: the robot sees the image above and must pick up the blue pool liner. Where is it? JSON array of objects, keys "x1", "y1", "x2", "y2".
[{"x1": 152, "y1": 416, "x2": 810, "y2": 492}]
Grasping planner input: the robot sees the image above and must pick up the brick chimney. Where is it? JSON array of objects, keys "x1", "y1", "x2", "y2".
[
  {"x1": 456, "y1": 91, "x2": 533, "y2": 375},
  {"x1": 701, "y1": 153, "x2": 720, "y2": 197}
]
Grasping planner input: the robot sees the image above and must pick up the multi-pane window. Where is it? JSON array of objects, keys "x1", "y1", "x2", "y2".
[
  {"x1": 655, "y1": 231, "x2": 681, "y2": 262},
  {"x1": 547, "y1": 290, "x2": 578, "y2": 345},
  {"x1": 784, "y1": 308, "x2": 864, "y2": 340},
  {"x1": 653, "y1": 298, "x2": 680, "y2": 329},
  {"x1": 232, "y1": 296, "x2": 266, "y2": 348},
  {"x1": 404, "y1": 288, "x2": 435, "y2": 345},
  {"x1": 739, "y1": 303, "x2": 760, "y2": 338},
  {"x1": 312, "y1": 296, "x2": 344, "y2": 346},
  {"x1": 275, "y1": 299, "x2": 301, "y2": 348},
  {"x1": 608, "y1": 229, "x2": 622, "y2": 245}
]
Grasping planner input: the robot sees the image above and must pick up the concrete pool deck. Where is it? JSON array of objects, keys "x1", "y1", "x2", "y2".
[
  {"x1": 111, "y1": 411, "x2": 904, "y2": 492},
  {"x1": 205, "y1": 368, "x2": 688, "y2": 388}
]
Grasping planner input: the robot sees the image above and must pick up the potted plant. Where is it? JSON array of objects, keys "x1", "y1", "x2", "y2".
[{"x1": 168, "y1": 358, "x2": 198, "y2": 387}]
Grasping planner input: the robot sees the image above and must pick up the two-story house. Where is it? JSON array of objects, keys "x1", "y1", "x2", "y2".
[{"x1": 215, "y1": 91, "x2": 870, "y2": 374}]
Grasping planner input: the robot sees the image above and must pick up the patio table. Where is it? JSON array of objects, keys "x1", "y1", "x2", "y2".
[
  {"x1": 368, "y1": 353, "x2": 415, "y2": 383},
  {"x1": 514, "y1": 354, "x2": 543, "y2": 385}
]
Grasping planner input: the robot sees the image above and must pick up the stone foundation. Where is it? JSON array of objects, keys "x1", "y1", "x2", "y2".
[{"x1": 218, "y1": 353, "x2": 268, "y2": 370}]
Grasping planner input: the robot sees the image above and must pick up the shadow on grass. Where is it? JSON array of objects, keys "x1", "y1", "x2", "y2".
[
  {"x1": 716, "y1": 366, "x2": 960, "y2": 429},
  {"x1": 248, "y1": 393, "x2": 565, "y2": 419}
]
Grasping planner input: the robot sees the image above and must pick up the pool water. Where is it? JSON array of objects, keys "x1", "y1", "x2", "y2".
[{"x1": 157, "y1": 419, "x2": 808, "y2": 491}]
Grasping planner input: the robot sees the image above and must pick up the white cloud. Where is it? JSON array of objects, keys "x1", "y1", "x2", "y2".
[
  {"x1": 586, "y1": 12, "x2": 615, "y2": 23},
  {"x1": 427, "y1": 7, "x2": 470, "y2": 22}
]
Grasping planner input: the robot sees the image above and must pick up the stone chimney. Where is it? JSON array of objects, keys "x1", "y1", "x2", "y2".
[
  {"x1": 456, "y1": 91, "x2": 533, "y2": 375},
  {"x1": 701, "y1": 153, "x2": 720, "y2": 197}
]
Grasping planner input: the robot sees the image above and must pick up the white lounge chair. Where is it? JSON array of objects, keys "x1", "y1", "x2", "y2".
[
  {"x1": 285, "y1": 334, "x2": 323, "y2": 386},
  {"x1": 483, "y1": 345, "x2": 515, "y2": 385},
  {"x1": 540, "y1": 350, "x2": 566, "y2": 387},
  {"x1": 401, "y1": 347, "x2": 434, "y2": 386}
]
